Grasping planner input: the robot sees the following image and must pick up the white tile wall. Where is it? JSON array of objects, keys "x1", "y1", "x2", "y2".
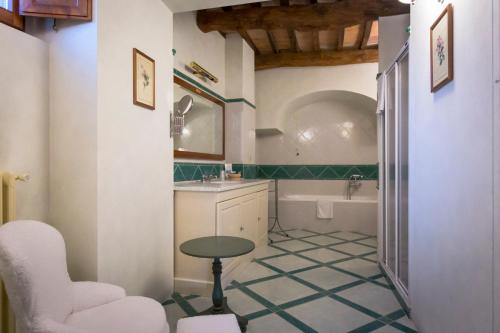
[{"x1": 256, "y1": 92, "x2": 377, "y2": 165}]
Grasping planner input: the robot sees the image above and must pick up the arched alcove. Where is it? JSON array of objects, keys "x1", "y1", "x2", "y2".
[{"x1": 256, "y1": 90, "x2": 378, "y2": 165}]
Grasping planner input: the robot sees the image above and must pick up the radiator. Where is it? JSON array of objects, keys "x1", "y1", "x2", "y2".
[{"x1": 0, "y1": 171, "x2": 29, "y2": 333}]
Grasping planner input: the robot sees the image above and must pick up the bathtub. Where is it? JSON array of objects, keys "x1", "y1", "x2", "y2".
[{"x1": 273, "y1": 194, "x2": 377, "y2": 235}]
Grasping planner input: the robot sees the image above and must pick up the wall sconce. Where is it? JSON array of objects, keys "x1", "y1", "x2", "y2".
[{"x1": 186, "y1": 62, "x2": 219, "y2": 83}]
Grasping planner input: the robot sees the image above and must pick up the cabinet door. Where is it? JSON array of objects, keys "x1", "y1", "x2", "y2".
[
  {"x1": 217, "y1": 197, "x2": 242, "y2": 237},
  {"x1": 239, "y1": 194, "x2": 258, "y2": 242},
  {"x1": 20, "y1": 0, "x2": 92, "y2": 20},
  {"x1": 257, "y1": 191, "x2": 268, "y2": 244}
]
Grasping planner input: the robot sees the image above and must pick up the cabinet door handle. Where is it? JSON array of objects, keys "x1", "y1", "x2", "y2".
[{"x1": 240, "y1": 226, "x2": 244, "y2": 231}]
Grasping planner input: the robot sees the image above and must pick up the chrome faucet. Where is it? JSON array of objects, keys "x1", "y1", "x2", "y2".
[
  {"x1": 346, "y1": 174, "x2": 364, "y2": 200},
  {"x1": 201, "y1": 174, "x2": 217, "y2": 183}
]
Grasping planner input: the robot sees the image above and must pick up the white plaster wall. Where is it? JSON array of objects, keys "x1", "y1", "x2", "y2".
[
  {"x1": 173, "y1": 11, "x2": 226, "y2": 97},
  {"x1": 26, "y1": 16, "x2": 99, "y2": 281},
  {"x1": 225, "y1": 103, "x2": 256, "y2": 164},
  {"x1": 379, "y1": 14, "x2": 410, "y2": 73},
  {"x1": 494, "y1": 1, "x2": 500, "y2": 331},
  {"x1": 225, "y1": 33, "x2": 255, "y2": 103},
  {"x1": 409, "y1": 1, "x2": 494, "y2": 332},
  {"x1": 255, "y1": 63, "x2": 378, "y2": 131},
  {"x1": 0, "y1": 24, "x2": 49, "y2": 222},
  {"x1": 97, "y1": 0, "x2": 174, "y2": 300},
  {"x1": 242, "y1": 37, "x2": 255, "y2": 103},
  {"x1": 24, "y1": 0, "x2": 174, "y2": 298},
  {"x1": 224, "y1": 34, "x2": 256, "y2": 164},
  {"x1": 225, "y1": 34, "x2": 244, "y2": 100}
]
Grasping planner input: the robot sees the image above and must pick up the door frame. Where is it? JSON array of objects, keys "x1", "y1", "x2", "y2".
[{"x1": 379, "y1": 41, "x2": 410, "y2": 309}]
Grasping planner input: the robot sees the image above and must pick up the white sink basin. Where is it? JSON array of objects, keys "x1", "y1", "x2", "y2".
[
  {"x1": 208, "y1": 180, "x2": 244, "y2": 185},
  {"x1": 174, "y1": 179, "x2": 269, "y2": 192}
]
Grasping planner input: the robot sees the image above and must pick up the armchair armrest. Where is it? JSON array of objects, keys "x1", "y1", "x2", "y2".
[{"x1": 72, "y1": 281, "x2": 126, "y2": 313}]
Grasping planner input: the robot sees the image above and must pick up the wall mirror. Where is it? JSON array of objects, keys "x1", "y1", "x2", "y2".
[{"x1": 173, "y1": 76, "x2": 225, "y2": 160}]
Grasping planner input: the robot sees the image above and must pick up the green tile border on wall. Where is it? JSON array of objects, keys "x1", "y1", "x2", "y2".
[
  {"x1": 256, "y1": 164, "x2": 378, "y2": 180},
  {"x1": 173, "y1": 69, "x2": 256, "y2": 109},
  {"x1": 175, "y1": 163, "x2": 378, "y2": 182},
  {"x1": 174, "y1": 162, "x2": 224, "y2": 182}
]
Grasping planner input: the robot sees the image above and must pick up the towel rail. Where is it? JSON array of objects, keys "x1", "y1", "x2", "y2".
[{"x1": 0, "y1": 171, "x2": 29, "y2": 333}]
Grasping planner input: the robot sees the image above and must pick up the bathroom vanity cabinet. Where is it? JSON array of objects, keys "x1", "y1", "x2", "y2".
[{"x1": 174, "y1": 180, "x2": 269, "y2": 296}]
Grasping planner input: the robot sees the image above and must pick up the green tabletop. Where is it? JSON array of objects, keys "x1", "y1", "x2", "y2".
[{"x1": 180, "y1": 236, "x2": 255, "y2": 259}]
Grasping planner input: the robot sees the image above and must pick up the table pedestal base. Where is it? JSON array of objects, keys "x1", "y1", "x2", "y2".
[{"x1": 198, "y1": 297, "x2": 248, "y2": 332}]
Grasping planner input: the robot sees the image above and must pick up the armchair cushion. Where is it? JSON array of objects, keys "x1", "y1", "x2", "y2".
[
  {"x1": 65, "y1": 296, "x2": 168, "y2": 333},
  {"x1": 72, "y1": 282, "x2": 126, "y2": 313}
]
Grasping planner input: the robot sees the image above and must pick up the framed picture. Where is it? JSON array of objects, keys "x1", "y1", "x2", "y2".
[
  {"x1": 430, "y1": 4, "x2": 453, "y2": 92},
  {"x1": 133, "y1": 48, "x2": 155, "y2": 110}
]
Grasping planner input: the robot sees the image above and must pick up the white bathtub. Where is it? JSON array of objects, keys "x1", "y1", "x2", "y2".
[{"x1": 273, "y1": 194, "x2": 378, "y2": 235}]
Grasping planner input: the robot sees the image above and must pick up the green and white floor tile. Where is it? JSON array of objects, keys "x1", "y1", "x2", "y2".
[{"x1": 163, "y1": 230, "x2": 418, "y2": 333}]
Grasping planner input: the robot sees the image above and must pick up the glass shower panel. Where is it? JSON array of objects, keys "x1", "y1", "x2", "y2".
[
  {"x1": 398, "y1": 53, "x2": 409, "y2": 289},
  {"x1": 385, "y1": 68, "x2": 397, "y2": 273}
]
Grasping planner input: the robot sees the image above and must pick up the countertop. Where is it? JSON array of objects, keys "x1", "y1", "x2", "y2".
[{"x1": 174, "y1": 179, "x2": 270, "y2": 193}]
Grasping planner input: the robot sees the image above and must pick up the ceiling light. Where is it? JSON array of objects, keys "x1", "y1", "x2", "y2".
[{"x1": 399, "y1": 0, "x2": 416, "y2": 4}]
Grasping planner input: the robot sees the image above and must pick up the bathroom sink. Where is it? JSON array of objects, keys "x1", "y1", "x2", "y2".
[
  {"x1": 174, "y1": 179, "x2": 269, "y2": 192},
  {"x1": 209, "y1": 180, "x2": 245, "y2": 185}
]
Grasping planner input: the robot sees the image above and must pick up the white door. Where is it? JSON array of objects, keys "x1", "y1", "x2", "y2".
[
  {"x1": 240, "y1": 194, "x2": 258, "y2": 242},
  {"x1": 217, "y1": 197, "x2": 243, "y2": 237}
]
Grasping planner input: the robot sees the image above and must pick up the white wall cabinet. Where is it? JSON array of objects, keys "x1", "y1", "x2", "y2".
[{"x1": 174, "y1": 183, "x2": 268, "y2": 296}]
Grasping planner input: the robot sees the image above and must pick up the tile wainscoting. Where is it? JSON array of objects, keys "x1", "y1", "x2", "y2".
[
  {"x1": 174, "y1": 162, "x2": 224, "y2": 182},
  {"x1": 174, "y1": 163, "x2": 378, "y2": 182}
]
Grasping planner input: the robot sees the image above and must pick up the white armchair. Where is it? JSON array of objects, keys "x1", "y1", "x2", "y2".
[{"x1": 0, "y1": 220, "x2": 169, "y2": 333}]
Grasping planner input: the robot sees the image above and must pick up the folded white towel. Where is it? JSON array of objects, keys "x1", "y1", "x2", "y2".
[{"x1": 317, "y1": 200, "x2": 333, "y2": 219}]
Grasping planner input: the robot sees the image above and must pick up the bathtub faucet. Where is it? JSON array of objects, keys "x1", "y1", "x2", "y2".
[{"x1": 347, "y1": 174, "x2": 364, "y2": 200}]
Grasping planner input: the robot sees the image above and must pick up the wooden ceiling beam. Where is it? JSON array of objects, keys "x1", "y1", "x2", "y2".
[
  {"x1": 289, "y1": 29, "x2": 298, "y2": 52},
  {"x1": 255, "y1": 48, "x2": 378, "y2": 70},
  {"x1": 354, "y1": 22, "x2": 366, "y2": 49},
  {"x1": 312, "y1": 30, "x2": 319, "y2": 51},
  {"x1": 337, "y1": 29, "x2": 344, "y2": 50},
  {"x1": 268, "y1": 31, "x2": 278, "y2": 53},
  {"x1": 197, "y1": 1, "x2": 409, "y2": 32},
  {"x1": 239, "y1": 30, "x2": 260, "y2": 55},
  {"x1": 360, "y1": 20, "x2": 373, "y2": 49}
]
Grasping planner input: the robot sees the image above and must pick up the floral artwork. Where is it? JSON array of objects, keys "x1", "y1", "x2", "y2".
[
  {"x1": 431, "y1": 5, "x2": 453, "y2": 92},
  {"x1": 435, "y1": 36, "x2": 445, "y2": 66},
  {"x1": 133, "y1": 48, "x2": 155, "y2": 110},
  {"x1": 140, "y1": 64, "x2": 150, "y2": 89}
]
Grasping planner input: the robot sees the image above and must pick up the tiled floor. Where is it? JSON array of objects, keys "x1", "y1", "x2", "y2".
[{"x1": 163, "y1": 230, "x2": 418, "y2": 333}]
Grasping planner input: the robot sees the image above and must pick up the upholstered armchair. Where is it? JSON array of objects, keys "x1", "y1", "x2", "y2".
[{"x1": 0, "y1": 220, "x2": 169, "y2": 333}]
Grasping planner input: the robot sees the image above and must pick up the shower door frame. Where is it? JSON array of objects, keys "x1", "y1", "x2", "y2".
[{"x1": 379, "y1": 42, "x2": 410, "y2": 308}]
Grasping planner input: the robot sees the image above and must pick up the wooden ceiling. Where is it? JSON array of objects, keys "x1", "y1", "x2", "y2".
[{"x1": 197, "y1": 0, "x2": 410, "y2": 70}]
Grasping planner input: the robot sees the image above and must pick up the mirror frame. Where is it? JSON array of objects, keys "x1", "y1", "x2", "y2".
[{"x1": 173, "y1": 76, "x2": 225, "y2": 161}]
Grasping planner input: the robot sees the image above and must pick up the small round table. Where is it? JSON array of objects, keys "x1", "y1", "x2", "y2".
[{"x1": 180, "y1": 236, "x2": 255, "y2": 332}]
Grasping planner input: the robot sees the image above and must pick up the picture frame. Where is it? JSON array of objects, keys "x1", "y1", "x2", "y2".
[
  {"x1": 430, "y1": 4, "x2": 454, "y2": 93},
  {"x1": 133, "y1": 48, "x2": 155, "y2": 110}
]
